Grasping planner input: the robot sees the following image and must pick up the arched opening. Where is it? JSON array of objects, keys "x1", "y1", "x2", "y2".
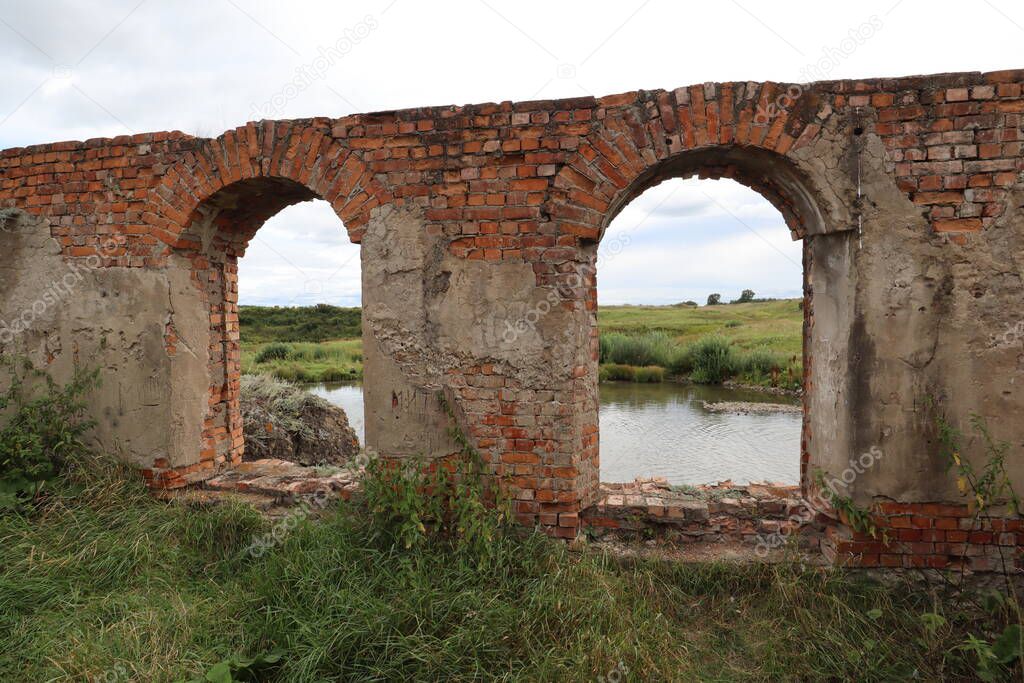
[
  {"x1": 596, "y1": 176, "x2": 804, "y2": 487},
  {"x1": 582, "y1": 144, "x2": 840, "y2": 499},
  {"x1": 173, "y1": 177, "x2": 364, "y2": 470}
]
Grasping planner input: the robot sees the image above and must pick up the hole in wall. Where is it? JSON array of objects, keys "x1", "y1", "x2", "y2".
[
  {"x1": 595, "y1": 176, "x2": 804, "y2": 487},
  {"x1": 236, "y1": 198, "x2": 365, "y2": 464}
]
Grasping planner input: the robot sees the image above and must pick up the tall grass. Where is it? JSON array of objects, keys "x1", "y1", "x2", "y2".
[
  {"x1": 599, "y1": 331, "x2": 680, "y2": 368},
  {"x1": 598, "y1": 331, "x2": 801, "y2": 388},
  {"x1": 688, "y1": 336, "x2": 734, "y2": 384},
  {"x1": 0, "y1": 462, "x2": 999, "y2": 681},
  {"x1": 242, "y1": 339, "x2": 363, "y2": 383}
]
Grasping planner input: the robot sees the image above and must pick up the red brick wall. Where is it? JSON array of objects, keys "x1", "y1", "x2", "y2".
[
  {"x1": 823, "y1": 502, "x2": 1022, "y2": 572},
  {"x1": 2, "y1": 69, "x2": 1022, "y2": 560}
]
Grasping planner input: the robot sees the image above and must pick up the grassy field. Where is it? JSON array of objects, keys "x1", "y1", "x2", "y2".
[
  {"x1": 240, "y1": 304, "x2": 360, "y2": 343},
  {"x1": 0, "y1": 338, "x2": 1014, "y2": 682},
  {"x1": 0, "y1": 464, "x2": 1006, "y2": 682},
  {"x1": 597, "y1": 300, "x2": 803, "y2": 389},
  {"x1": 240, "y1": 301, "x2": 805, "y2": 389},
  {"x1": 598, "y1": 299, "x2": 803, "y2": 357}
]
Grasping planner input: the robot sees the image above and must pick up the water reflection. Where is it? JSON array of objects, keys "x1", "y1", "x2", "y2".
[
  {"x1": 309, "y1": 380, "x2": 801, "y2": 486},
  {"x1": 598, "y1": 382, "x2": 800, "y2": 485}
]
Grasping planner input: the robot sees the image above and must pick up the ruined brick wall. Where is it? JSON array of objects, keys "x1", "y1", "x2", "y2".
[{"x1": 1, "y1": 69, "x2": 1022, "y2": 566}]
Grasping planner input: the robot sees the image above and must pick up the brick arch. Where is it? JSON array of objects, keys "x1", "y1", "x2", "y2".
[
  {"x1": 547, "y1": 82, "x2": 840, "y2": 243},
  {"x1": 144, "y1": 121, "x2": 391, "y2": 475},
  {"x1": 547, "y1": 84, "x2": 851, "y2": 511},
  {"x1": 143, "y1": 120, "x2": 389, "y2": 248}
]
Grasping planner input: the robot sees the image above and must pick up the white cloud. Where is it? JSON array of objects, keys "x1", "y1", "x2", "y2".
[
  {"x1": 237, "y1": 200, "x2": 361, "y2": 306},
  {"x1": 598, "y1": 179, "x2": 801, "y2": 305}
]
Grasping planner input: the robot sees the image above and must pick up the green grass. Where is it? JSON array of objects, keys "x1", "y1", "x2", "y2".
[
  {"x1": 242, "y1": 339, "x2": 363, "y2": 383},
  {"x1": 597, "y1": 300, "x2": 803, "y2": 388},
  {"x1": 238, "y1": 301, "x2": 804, "y2": 388},
  {"x1": 599, "y1": 299, "x2": 803, "y2": 357},
  {"x1": 240, "y1": 304, "x2": 360, "y2": 343},
  {"x1": 0, "y1": 464, "x2": 1006, "y2": 681}
]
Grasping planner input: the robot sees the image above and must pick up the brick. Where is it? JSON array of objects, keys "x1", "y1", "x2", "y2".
[{"x1": 933, "y1": 218, "x2": 983, "y2": 232}]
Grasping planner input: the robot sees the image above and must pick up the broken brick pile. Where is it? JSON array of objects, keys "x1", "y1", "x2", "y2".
[
  {"x1": 204, "y1": 458, "x2": 361, "y2": 501},
  {"x1": 581, "y1": 478, "x2": 814, "y2": 546},
  {"x1": 186, "y1": 463, "x2": 1024, "y2": 574}
]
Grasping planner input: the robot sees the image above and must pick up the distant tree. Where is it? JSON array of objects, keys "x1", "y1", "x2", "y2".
[
  {"x1": 737, "y1": 289, "x2": 756, "y2": 303},
  {"x1": 706, "y1": 293, "x2": 721, "y2": 306}
]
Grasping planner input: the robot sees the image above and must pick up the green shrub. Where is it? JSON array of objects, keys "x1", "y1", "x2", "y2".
[
  {"x1": 270, "y1": 364, "x2": 317, "y2": 384},
  {"x1": 318, "y1": 366, "x2": 357, "y2": 382},
  {"x1": 667, "y1": 346, "x2": 694, "y2": 376},
  {"x1": 599, "y1": 332, "x2": 627, "y2": 364},
  {"x1": 729, "y1": 349, "x2": 802, "y2": 389},
  {"x1": 633, "y1": 366, "x2": 665, "y2": 383},
  {"x1": 599, "y1": 331, "x2": 677, "y2": 367},
  {"x1": 600, "y1": 363, "x2": 637, "y2": 382},
  {"x1": 734, "y1": 348, "x2": 781, "y2": 376},
  {"x1": 255, "y1": 342, "x2": 291, "y2": 364},
  {"x1": 361, "y1": 398, "x2": 509, "y2": 563},
  {"x1": 688, "y1": 336, "x2": 735, "y2": 384},
  {"x1": 0, "y1": 359, "x2": 99, "y2": 510}
]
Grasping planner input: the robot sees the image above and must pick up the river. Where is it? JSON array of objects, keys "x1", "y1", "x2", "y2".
[{"x1": 309, "y1": 380, "x2": 801, "y2": 485}]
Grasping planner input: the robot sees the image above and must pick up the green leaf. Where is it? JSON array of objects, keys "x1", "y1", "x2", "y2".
[
  {"x1": 204, "y1": 661, "x2": 233, "y2": 683},
  {"x1": 920, "y1": 612, "x2": 946, "y2": 634},
  {"x1": 866, "y1": 608, "x2": 883, "y2": 620},
  {"x1": 257, "y1": 649, "x2": 284, "y2": 664},
  {"x1": 992, "y1": 624, "x2": 1022, "y2": 664}
]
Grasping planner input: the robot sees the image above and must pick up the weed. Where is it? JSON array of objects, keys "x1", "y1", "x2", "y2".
[
  {"x1": 688, "y1": 335, "x2": 734, "y2": 384},
  {"x1": 254, "y1": 342, "x2": 291, "y2": 364},
  {"x1": 0, "y1": 358, "x2": 99, "y2": 510},
  {"x1": 599, "y1": 330, "x2": 678, "y2": 367},
  {"x1": 633, "y1": 366, "x2": 665, "y2": 383},
  {"x1": 599, "y1": 363, "x2": 637, "y2": 382}
]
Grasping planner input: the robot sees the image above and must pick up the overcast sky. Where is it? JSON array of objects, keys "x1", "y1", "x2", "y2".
[{"x1": 1, "y1": 0, "x2": 1018, "y2": 306}]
